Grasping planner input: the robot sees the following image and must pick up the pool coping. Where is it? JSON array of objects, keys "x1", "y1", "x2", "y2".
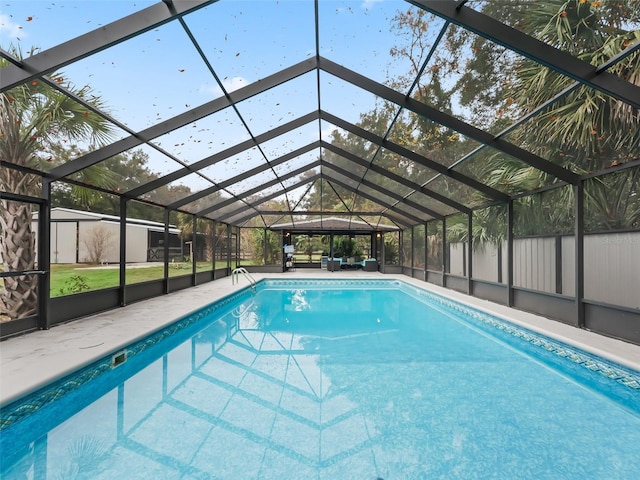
[{"x1": 2, "y1": 272, "x2": 639, "y2": 410}]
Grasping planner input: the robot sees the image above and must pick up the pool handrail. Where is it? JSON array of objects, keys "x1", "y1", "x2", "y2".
[
  {"x1": 231, "y1": 267, "x2": 257, "y2": 290},
  {"x1": 232, "y1": 298, "x2": 255, "y2": 318}
]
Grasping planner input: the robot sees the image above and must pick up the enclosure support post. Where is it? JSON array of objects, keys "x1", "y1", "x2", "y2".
[
  {"x1": 555, "y1": 234, "x2": 563, "y2": 294},
  {"x1": 380, "y1": 233, "x2": 387, "y2": 273},
  {"x1": 442, "y1": 217, "x2": 447, "y2": 287},
  {"x1": 119, "y1": 197, "x2": 127, "y2": 306},
  {"x1": 411, "y1": 225, "x2": 415, "y2": 274},
  {"x1": 38, "y1": 180, "x2": 51, "y2": 330},
  {"x1": 507, "y1": 200, "x2": 514, "y2": 307},
  {"x1": 497, "y1": 242, "x2": 502, "y2": 284},
  {"x1": 282, "y1": 230, "x2": 287, "y2": 272},
  {"x1": 163, "y1": 209, "x2": 170, "y2": 294},
  {"x1": 423, "y1": 223, "x2": 428, "y2": 282},
  {"x1": 329, "y1": 232, "x2": 334, "y2": 260},
  {"x1": 192, "y1": 214, "x2": 197, "y2": 286},
  {"x1": 212, "y1": 221, "x2": 217, "y2": 274},
  {"x1": 226, "y1": 224, "x2": 231, "y2": 274},
  {"x1": 575, "y1": 181, "x2": 585, "y2": 328},
  {"x1": 263, "y1": 227, "x2": 268, "y2": 266},
  {"x1": 467, "y1": 212, "x2": 473, "y2": 295},
  {"x1": 426, "y1": 221, "x2": 432, "y2": 281}
]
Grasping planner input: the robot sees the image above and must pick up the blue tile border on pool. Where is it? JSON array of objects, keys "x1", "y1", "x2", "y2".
[
  {"x1": 1, "y1": 278, "x2": 638, "y2": 431},
  {"x1": 262, "y1": 278, "x2": 400, "y2": 289},
  {"x1": 0, "y1": 285, "x2": 254, "y2": 431},
  {"x1": 398, "y1": 282, "x2": 640, "y2": 391}
]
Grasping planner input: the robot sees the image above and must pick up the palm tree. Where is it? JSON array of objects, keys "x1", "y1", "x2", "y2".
[
  {"x1": 295, "y1": 234, "x2": 316, "y2": 263},
  {"x1": 484, "y1": 0, "x2": 640, "y2": 235},
  {"x1": 1, "y1": 50, "x2": 114, "y2": 319},
  {"x1": 386, "y1": 0, "x2": 639, "y2": 249},
  {"x1": 468, "y1": 3, "x2": 638, "y2": 151},
  {"x1": 178, "y1": 215, "x2": 216, "y2": 264}
]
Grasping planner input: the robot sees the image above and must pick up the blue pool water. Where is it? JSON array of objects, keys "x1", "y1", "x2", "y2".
[{"x1": 1, "y1": 279, "x2": 640, "y2": 479}]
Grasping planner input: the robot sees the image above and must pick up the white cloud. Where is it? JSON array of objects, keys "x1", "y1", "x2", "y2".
[
  {"x1": 320, "y1": 125, "x2": 344, "y2": 141},
  {"x1": 223, "y1": 76, "x2": 249, "y2": 92},
  {"x1": 362, "y1": 0, "x2": 383, "y2": 10},
  {"x1": 0, "y1": 13, "x2": 26, "y2": 40},
  {"x1": 199, "y1": 83, "x2": 221, "y2": 97},
  {"x1": 199, "y1": 76, "x2": 249, "y2": 98}
]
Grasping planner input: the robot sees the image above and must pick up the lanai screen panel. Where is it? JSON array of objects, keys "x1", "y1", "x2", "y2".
[{"x1": 1, "y1": 0, "x2": 638, "y2": 229}]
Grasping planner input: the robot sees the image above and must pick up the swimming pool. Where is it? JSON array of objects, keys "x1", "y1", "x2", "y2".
[{"x1": 1, "y1": 279, "x2": 639, "y2": 479}]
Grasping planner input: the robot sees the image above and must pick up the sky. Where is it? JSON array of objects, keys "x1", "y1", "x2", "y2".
[{"x1": 0, "y1": 0, "x2": 441, "y2": 206}]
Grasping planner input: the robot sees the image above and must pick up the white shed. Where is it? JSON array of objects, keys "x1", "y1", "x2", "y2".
[{"x1": 31, "y1": 208, "x2": 182, "y2": 264}]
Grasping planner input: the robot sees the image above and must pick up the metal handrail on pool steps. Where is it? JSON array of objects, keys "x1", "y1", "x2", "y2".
[
  {"x1": 232, "y1": 299, "x2": 256, "y2": 319},
  {"x1": 231, "y1": 267, "x2": 257, "y2": 290}
]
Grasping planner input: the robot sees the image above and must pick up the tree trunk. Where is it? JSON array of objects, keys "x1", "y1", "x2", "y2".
[
  {"x1": 205, "y1": 233, "x2": 214, "y2": 261},
  {"x1": 0, "y1": 199, "x2": 38, "y2": 319}
]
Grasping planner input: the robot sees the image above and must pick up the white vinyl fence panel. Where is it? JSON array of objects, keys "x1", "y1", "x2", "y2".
[
  {"x1": 471, "y1": 243, "x2": 500, "y2": 282},
  {"x1": 583, "y1": 232, "x2": 640, "y2": 309},
  {"x1": 453, "y1": 232, "x2": 639, "y2": 309},
  {"x1": 513, "y1": 237, "x2": 556, "y2": 293},
  {"x1": 449, "y1": 243, "x2": 465, "y2": 276}
]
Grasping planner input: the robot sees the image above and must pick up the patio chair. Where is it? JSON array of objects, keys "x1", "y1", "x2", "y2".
[{"x1": 362, "y1": 258, "x2": 378, "y2": 271}]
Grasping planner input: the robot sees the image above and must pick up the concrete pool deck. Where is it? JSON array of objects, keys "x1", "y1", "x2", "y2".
[{"x1": 2, "y1": 270, "x2": 640, "y2": 407}]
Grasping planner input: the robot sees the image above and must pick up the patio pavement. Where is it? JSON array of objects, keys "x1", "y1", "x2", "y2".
[{"x1": 1, "y1": 269, "x2": 639, "y2": 407}]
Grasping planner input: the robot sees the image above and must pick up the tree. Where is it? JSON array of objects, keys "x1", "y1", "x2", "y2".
[
  {"x1": 82, "y1": 224, "x2": 115, "y2": 264},
  {"x1": 173, "y1": 193, "x2": 229, "y2": 265},
  {"x1": 333, "y1": 236, "x2": 358, "y2": 259},
  {"x1": 196, "y1": 218, "x2": 215, "y2": 262},
  {"x1": 294, "y1": 234, "x2": 316, "y2": 262},
  {"x1": 384, "y1": 234, "x2": 400, "y2": 265},
  {"x1": 481, "y1": 0, "x2": 640, "y2": 235},
  {"x1": 389, "y1": 0, "x2": 640, "y2": 244},
  {"x1": 50, "y1": 148, "x2": 161, "y2": 218},
  {"x1": 247, "y1": 228, "x2": 282, "y2": 265},
  {"x1": 1, "y1": 49, "x2": 114, "y2": 319}
]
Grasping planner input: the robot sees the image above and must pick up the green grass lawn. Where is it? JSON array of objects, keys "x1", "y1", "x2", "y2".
[{"x1": 50, "y1": 262, "x2": 227, "y2": 298}]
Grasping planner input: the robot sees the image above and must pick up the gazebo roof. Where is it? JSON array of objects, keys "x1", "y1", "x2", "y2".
[{"x1": 271, "y1": 216, "x2": 399, "y2": 232}]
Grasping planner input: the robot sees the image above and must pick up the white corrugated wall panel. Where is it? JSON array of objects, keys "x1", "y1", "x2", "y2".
[
  {"x1": 52, "y1": 222, "x2": 78, "y2": 263},
  {"x1": 584, "y1": 232, "x2": 640, "y2": 309},
  {"x1": 513, "y1": 237, "x2": 556, "y2": 293},
  {"x1": 449, "y1": 243, "x2": 465, "y2": 276},
  {"x1": 125, "y1": 225, "x2": 149, "y2": 263},
  {"x1": 471, "y1": 243, "x2": 500, "y2": 282}
]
